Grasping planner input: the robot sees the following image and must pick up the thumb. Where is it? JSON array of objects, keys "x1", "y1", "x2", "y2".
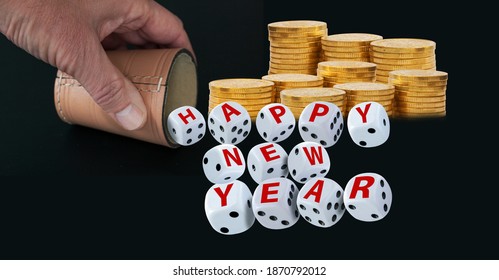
[{"x1": 69, "y1": 39, "x2": 147, "y2": 131}]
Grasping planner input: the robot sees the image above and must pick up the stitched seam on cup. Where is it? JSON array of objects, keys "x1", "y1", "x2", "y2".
[
  {"x1": 56, "y1": 75, "x2": 163, "y2": 92},
  {"x1": 56, "y1": 75, "x2": 71, "y2": 124},
  {"x1": 128, "y1": 75, "x2": 163, "y2": 93}
]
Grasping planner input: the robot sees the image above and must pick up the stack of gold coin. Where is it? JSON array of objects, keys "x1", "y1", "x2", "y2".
[
  {"x1": 318, "y1": 61, "x2": 377, "y2": 87},
  {"x1": 370, "y1": 38, "x2": 437, "y2": 83},
  {"x1": 321, "y1": 33, "x2": 383, "y2": 62},
  {"x1": 261, "y1": 73, "x2": 323, "y2": 103},
  {"x1": 280, "y1": 87, "x2": 347, "y2": 119},
  {"x1": 388, "y1": 70, "x2": 448, "y2": 118},
  {"x1": 333, "y1": 82, "x2": 395, "y2": 117},
  {"x1": 268, "y1": 20, "x2": 327, "y2": 75},
  {"x1": 208, "y1": 78, "x2": 275, "y2": 121}
]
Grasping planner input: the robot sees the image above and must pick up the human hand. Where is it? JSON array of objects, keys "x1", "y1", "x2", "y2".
[{"x1": 0, "y1": 0, "x2": 194, "y2": 130}]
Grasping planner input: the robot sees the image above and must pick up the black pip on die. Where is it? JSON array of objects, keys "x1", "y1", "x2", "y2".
[
  {"x1": 287, "y1": 142, "x2": 330, "y2": 184},
  {"x1": 255, "y1": 103, "x2": 295, "y2": 143},
  {"x1": 298, "y1": 101, "x2": 344, "y2": 148},
  {"x1": 202, "y1": 144, "x2": 245, "y2": 184},
  {"x1": 344, "y1": 172, "x2": 392, "y2": 222},
  {"x1": 247, "y1": 142, "x2": 289, "y2": 184},
  {"x1": 205, "y1": 180, "x2": 255, "y2": 235},
  {"x1": 252, "y1": 178, "x2": 300, "y2": 230},
  {"x1": 297, "y1": 178, "x2": 345, "y2": 228},
  {"x1": 167, "y1": 106, "x2": 206, "y2": 146},
  {"x1": 208, "y1": 101, "x2": 252, "y2": 145},
  {"x1": 347, "y1": 101, "x2": 390, "y2": 148},
  {"x1": 196, "y1": 97, "x2": 394, "y2": 235}
]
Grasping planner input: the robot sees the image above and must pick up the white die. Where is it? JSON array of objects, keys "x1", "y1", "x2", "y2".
[
  {"x1": 252, "y1": 178, "x2": 300, "y2": 230},
  {"x1": 347, "y1": 101, "x2": 390, "y2": 148},
  {"x1": 256, "y1": 103, "x2": 295, "y2": 143},
  {"x1": 202, "y1": 144, "x2": 246, "y2": 184},
  {"x1": 287, "y1": 142, "x2": 330, "y2": 184},
  {"x1": 344, "y1": 172, "x2": 392, "y2": 222},
  {"x1": 297, "y1": 178, "x2": 345, "y2": 228},
  {"x1": 299, "y1": 101, "x2": 344, "y2": 148},
  {"x1": 247, "y1": 142, "x2": 289, "y2": 184},
  {"x1": 205, "y1": 180, "x2": 255, "y2": 235},
  {"x1": 208, "y1": 101, "x2": 251, "y2": 145},
  {"x1": 167, "y1": 106, "x2": 206, "y2": 146}
]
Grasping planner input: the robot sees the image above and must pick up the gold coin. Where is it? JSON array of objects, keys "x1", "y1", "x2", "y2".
[
  {"x1": 321, "y1": 45, "x2": 371, "y2": 52},
  {"x1": 269, "y1": 29, "x2": 327, "y2": 37},
  {"x1": 280, "y1": 87, "x2": 346, "y2": 100},
  {"x1": 262, "y1": 74, "x2": 323, "y2": 86},
  {"x1": 287, "y1": 106, "x2": 306, "y2": 115},
  {"x1": 270, "y1": 46, "x2": 322, "y2": 54},
  {"x1": 269, "y1": 36, "x2": 323, "y2": 43},
  {"x1": 396, "y1": 90, "x2": 446, "y2": 97},
  {"x1": 321, "y1": 33, "x2": 383, "y2": 47},
  {"x1": 323, "y1": 77, "x2": 376, "y2": 84},
  {"x1": 318, "y1": 70, "x2": 376, "y2": 78},
  {"x1": 209, "y1": 78, "x2": 274, "y2": 92},
  {"x1": 322, "y1": 51, "x2": 371, "y2": 58},
  {"x1": 396, "y1": 100, "x2": 446, "y2": 108},
  {"x1": 371, "y1": 51, "x2": 435, "y2": 59},
  {"x1": 375, "y1": 76, "x2": 389, "y2": 83},
  {"x1": 323, "y1": 56, "x2": 371, "y2": 62},
  {"x1": 210, "y1": 91, "x2": 274, "y2": 99},
  {"x1": 397, "y1": 105, "x2": 445, "y2": 113},
  {"x1": 347, "y1": 94, "x2": 394, "y2": 102},
  {"x1": 372, "y1": 56, "x2": 436, "y2": 65},
  {"x1": 333, "y1": 82, "x2": 394, "y2": 93},
  {"x1": 396, "y1": 95, "x2": 446, "y2": 102},
  {"x1": 209, "y1": 102, "x2": 269, "y2": 112},
  {"x1": 275, "y1": 85, "x2": 323, "y2": 92},
  {"x1": 321, "y1": 76, "x2": 376, "y2": 83},
  {"x1": 209, "y1": 95, "x2": 273, "y2": 105},
  {"x1": 270, "y1": 41, "x2": 322, "y2": 48},
  {"x1": 268, "y1": 20, "x2": 327, "y2": 32},
  {"x1": 282, "y1": 99, "x2": 346, "y2": 107},
  {"x1": 370, "y1": 38, "x2": 436, "y2": 53},
  {"x1": 375, "y1": 69, "x2": 396, "y2": 76},
  {"x1": 323, "y1": 81, "x2": 340, "y2": 87},
  {"x1": 393, "y1": 84, "x2": 446, "y2": 92},
  {"x1": 208, "y1": 104, "x2": 261, "y2": 114},
  {"x1": 350, "y1": 102, "x2": 393, "y2": 109},
  {"x1": 320, "y1": 75, "x2": 377, "y2": 82},
  {"x1": 346, "y1": 103, "x2": 393, "y2": 111},
  {"x1": 389, "y1": 69, "x2": 448, "y2": 81},
  {"x1": 376, "y1": 62, "x2": 436, "y2": 71},
  {"x1": 270, "y1": 51, "x2": 321, "y2": 59},
  {"x1": 270, "y1": 57, "x2": 322, "y2": 65},
  {"x1": 271, "y1": 49, "x2": 320, "y2": 55},
  {"x1": 388, "y1": 78, "x2": 447, "y2": 87},
  {"x1": 318, "y1": 61, "x2": 377, "y2": 72},
  {"x1": 269, "y1": 62, "x2": 319, "y2": 70},
  {"x1": 268, "y1": 68, "x2": 318, "y2": 75}
]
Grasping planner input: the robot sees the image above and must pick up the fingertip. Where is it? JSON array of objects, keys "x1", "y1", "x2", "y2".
[{"x1": 114, "y1": 103, "x2": 147, "y2": 131}]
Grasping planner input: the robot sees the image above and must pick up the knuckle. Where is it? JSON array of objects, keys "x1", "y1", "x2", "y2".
[{"x1": 90, "y1": 78, "x2": 126, "y2": 113}]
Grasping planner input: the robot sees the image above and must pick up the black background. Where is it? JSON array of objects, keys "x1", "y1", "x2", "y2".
[{"x1": 0, "y1": 0, "x2": 495, "y2": 259}]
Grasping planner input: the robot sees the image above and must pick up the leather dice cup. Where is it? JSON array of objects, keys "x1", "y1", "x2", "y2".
[{"x1": 54, "y1": 48, "x2": 197, "y2": 147}]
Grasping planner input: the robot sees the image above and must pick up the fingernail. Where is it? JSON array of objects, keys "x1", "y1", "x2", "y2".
[{"x1": 115, "y1": 104, "x2": 146, "y2": 130}]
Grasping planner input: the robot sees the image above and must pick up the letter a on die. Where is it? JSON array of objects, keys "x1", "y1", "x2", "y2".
[
  {"x1": 297, "y1": 178, "x2": 345, "y2": 228},
  {"x1": 208, "y1": 101, "x2": 252, "y2": 145}
]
